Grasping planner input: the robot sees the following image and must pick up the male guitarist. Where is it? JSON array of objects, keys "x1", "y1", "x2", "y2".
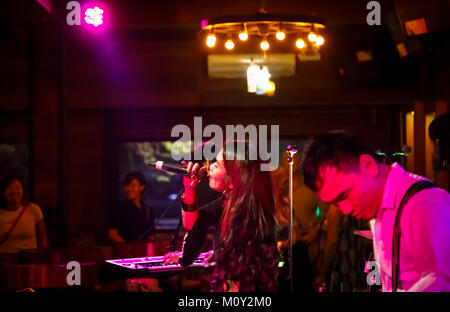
[{"x1": 301, "y1": 131, "x2": 450, "y2": 292}]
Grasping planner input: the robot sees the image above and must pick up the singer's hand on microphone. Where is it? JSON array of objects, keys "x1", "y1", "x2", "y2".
[
  {"x1": 181, "y1": 161, "x2": 199, "y2": 204},
  {"x1": 182, "y1": 161, "x2": 200, "y2": 185}
]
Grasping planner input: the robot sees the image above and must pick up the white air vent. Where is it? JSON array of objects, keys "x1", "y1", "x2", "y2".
[{"x1": 207, "y1": 54, "x2": 296, "y2": 78}]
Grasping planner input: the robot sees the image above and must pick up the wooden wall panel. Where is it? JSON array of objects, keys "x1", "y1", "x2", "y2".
[
  {"x1": 112, "y1": 107, "x2": 393, "y2": 149},
  {"x1": 68, "y1": 113, "x2": 107, "y2": 244},
  {"x1": 0, "y1": 115, "x2": 29, "y2": 142}
]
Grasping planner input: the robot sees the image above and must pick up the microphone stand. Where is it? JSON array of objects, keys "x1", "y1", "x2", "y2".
[{"x1": 286, "y1": 145, "x2": 298, "y2": 293}]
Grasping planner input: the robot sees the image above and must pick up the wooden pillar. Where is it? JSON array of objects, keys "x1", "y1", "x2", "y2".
[
  {"x1": 57, "y1": 26, "x2": 69, "y2": 246},
  {"x1": 413, "y1": 101, "x2": 426, "y2": 176},
  {"x1": 425, "y1": 112, "x2": 435, "y2": 180},
  {"x1": 27, "y1": 28, "x2": 35, "y2": 200},
  {"x1": 435, "y1": 100, "x2": 448, "y2": 115},
  {"x1": 33, "y1": 25, "x2": 60, "y2": 245},
  {"x1": 405, "y1": 110, "x2": 415, "y2": 173}
]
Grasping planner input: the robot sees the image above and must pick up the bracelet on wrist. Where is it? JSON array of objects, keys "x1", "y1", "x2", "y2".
[{"x1": 181, "y1": 193, "x2": 198, "y2": 212}]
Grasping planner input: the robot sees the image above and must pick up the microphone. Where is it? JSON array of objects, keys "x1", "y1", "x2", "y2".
[
  {"x1": 147, "y1": 160, "x2": 208, "y2": 181},
  {"x1": 285, "y1": 144, "x2": 298, "y2": 162}
]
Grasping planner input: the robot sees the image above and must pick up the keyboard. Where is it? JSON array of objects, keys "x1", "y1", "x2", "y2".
[{"x1": 104, "y1": 251, "x2": 214, "y2": 278}]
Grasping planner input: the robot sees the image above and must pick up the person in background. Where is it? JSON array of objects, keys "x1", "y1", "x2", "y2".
[
  {"x1": 0, "y1": 176, "x2": 48, "y2": 253},
  {"x1": 429, "y1": 113, "x2": 450, "y2": 191},
  {"x1": 108, "y1": 171, "x2": 161, "y2": 292},
  {"x1": 272, "y1": 152, "x2": 342, "y2": 291},
  {"x1": 108, "y1": 171, "x2": 155, "y2": 243}
]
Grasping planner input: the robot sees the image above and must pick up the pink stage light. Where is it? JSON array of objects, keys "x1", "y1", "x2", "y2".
[{"x1": 85, "y1": 6, "x2": 104, "y2": 27}]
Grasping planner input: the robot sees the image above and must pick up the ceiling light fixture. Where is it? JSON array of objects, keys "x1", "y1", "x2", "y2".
[{"x1": 201, "y1": 0, "x2": 325, "y2": 54}]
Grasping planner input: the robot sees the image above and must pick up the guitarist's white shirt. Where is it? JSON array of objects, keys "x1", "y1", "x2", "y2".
[{"x1": 371, "y1": 163, "x2": 450, "y2": 292}]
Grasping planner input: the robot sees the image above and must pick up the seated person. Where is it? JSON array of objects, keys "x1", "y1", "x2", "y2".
[
  {"x1": 108, "y1": 172, "x2": 160, "y2": 292},
  {"x1": 0, "y1": 176, "x2": 48, "y2": 253},
  {"x1": 108, "y1": 172, "x2": 155, "y2": 243}
]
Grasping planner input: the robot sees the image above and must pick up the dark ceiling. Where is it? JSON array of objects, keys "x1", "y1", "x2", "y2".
[
  {"x1": 2, "y1": 0, "x2": 397, "y2": 28},
  {"x1": 1, "y1": 0, "x2": 449, "y2": 104}
]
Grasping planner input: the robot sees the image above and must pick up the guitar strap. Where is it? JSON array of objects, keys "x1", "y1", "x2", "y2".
[
  {"x1": 391, "y1": 180, "x2": 435, "y2": 292},
  {"x1": 0, "y1": 205, "x2": 27, "y2": 247}
]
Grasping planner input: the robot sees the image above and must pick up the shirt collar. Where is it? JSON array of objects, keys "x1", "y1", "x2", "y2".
[{"x1": 379, "y1": 163, "x2": 405, "y2": 210}]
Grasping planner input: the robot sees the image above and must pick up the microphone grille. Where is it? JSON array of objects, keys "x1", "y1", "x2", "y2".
[{"x1": 155, "y1": 161, "x2": 164, "y2": 170}]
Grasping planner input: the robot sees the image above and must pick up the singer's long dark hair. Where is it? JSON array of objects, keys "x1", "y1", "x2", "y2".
[{"x1": 210, "y1": 142, "x2": 280, "y2": 292}]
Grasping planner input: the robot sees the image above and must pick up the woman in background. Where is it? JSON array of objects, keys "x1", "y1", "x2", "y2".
[{"x1": 0, "y1": 176, "x2": 48, "y2": 253}]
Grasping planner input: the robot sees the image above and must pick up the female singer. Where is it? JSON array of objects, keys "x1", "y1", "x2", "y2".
[{"x1": 168, "y1": 141, "x2": 280, "y2": 292}]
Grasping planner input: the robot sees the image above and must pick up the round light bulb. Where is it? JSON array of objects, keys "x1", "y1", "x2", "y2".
[
  {"x1": 239, "y1": 32, "x2": 248, "y2": 41},
  {"x1": 276, "y1": 31, "x2": 285, "y2": 40},
  {"x1": 308, "y1": 32, "x2": 317, "y2": 42},
  {"x1": 316, "y1": 36, "x2": 324, "y2": 46},
  {"x1": 225, "y1": 39, "x2": 235, "y2": 50},
  {"x1": 295, "y1": 38, "x2": 305, "y2": 49},
  {"x1": 260, "y1": 40, "x2": 269, "y2": 51},
  {"x1": 206, "y1": 34, "x2": 216, "y2": 48},
  {"x1": 265, "y1": 81, "x2": 276, "y2": 96}
]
